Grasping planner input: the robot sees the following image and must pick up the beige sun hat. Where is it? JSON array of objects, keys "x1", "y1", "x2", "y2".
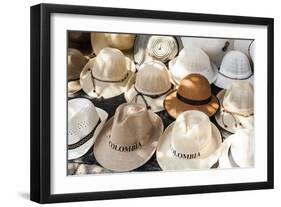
[
  {"x1": 215, "y1": 80, "x2": 254, "y2": 133},
  {"x1": 169, "y1": 47, "x2": 218, "y2": 84},
  {"x1": 94, "y1": 103, "x2": 164, "y2": 172},
  {"x1": 181, "y1": 37, "x2": 234, "y2": 66},
  {"x1": 68, "y1": 98, "x2": 108, "y2": 160},
  {"x1": 157, "y1": 110, "x2": 222, "y2": 171},
  {"x1": 67, "y1": 48, "x2": 88, "y2": 96},
  {"x1": 124, "y1": 60, "x2": 174, "y2": 112},
  {"x1": 80, "y1": 47, "x2": 136, "y2": 99},
  {"x1": 91, "y1": 32, "x2": 136, "y2": 59},
  {"x1": 219, "y1": 129, "x2": 254, "y2": 168}
]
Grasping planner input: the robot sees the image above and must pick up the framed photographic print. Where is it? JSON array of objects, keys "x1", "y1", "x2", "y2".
[{"x1": 30, "y1": 3, "x2": 274, "y2": 203}]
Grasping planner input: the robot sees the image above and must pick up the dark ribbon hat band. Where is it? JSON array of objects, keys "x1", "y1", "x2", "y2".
[
  {"x1": 176, "y1": 92, "x2": 212, "y2": 105},
  {"x1": 89, "y1": 68, "x2": 129, "y2": 83},
  {"x1": 218, "y1": 71, "x2": 253, "y2": 80},
  {"x1": 134, "y1": 84, "x2": 173, "y2": 99},
  {"x1": 68, "y1": 118, "x2": 101, "y2": 150}
]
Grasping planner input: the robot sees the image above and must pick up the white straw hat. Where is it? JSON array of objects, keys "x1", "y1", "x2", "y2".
[
  {"x1": 215, "y1": 80, "x2": 254, "y2": 133},
  {"x1": 80, "y1": 47, "x2": 136, "y2": 99},
  {"x1": 233, "y1": 39, "x2": 253, "y2": 58},
  {"x1": 68, "y1": 98, "x2": 108, "y2": 160},
  {"x1": 169, "y1": 47, "x2": 218, "y2": 84},
  {"x1": 181, "y1": 37, "x2": 234, "y2": 66},
  {"x1": 214, "y1": 50, "x2": 254, "y2": 89},
  {"x1": 219, "y1": 129, "x2": 254, "y2": 168},
  {"x1": 157, "y1": 110, "x2": 222, "y2": 171},
  {"x1": 134, "y1": 35, "x2": 183, "y2": 66},
  {"x1": 125, "y1": 60, "x2": 174, "y2": 112}
]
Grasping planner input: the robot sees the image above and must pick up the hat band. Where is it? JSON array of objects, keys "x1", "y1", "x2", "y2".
[
  {"x1": 134, "y1": 84, "x2": 173, "y2": 99},
  {"x1": 90, "y1": 69, "x2": 129, "y2": 83},
  {"x1": 170, "y1": 145, "x2": 201, "y2": 160},
  {"x1": 176, "y1": 92, "x2": 212, "y2": 105},
  {"x1": 221, "y1": 106, "x2": 253, "y2": 128},
  {"x1": 218, "y1": 71, "x2": 253, "y2": 80},
  {"x1": 68, "y1": 118, "x2": 101, "y2": 150},
  {"x1": 109, "y1": 140, "x2": 142, "y2": 152},
  {"x1": 228, "y1": 147, "x2": 240, "y2": 167}
]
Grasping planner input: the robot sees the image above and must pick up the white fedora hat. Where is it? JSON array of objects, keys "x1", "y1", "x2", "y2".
[
  {"x1": 219, "y1": 129, "x2": 254, "y2": 168},
  {"x1": 124, "y1": 60, "x2": 174, "y2": 112},
  {"x1": 134, "y1": 35, "x2": 183, "y2": 66},
  {"x1": 80, "y1": 47, "x2": 136, "y2": 99},
  {"x1": 157, "y1": 110, "x2": 222, "y2": 171},
  {"x1": 181, "y1": 37, "x2": 234, "y2": 66},
  {"x1": 68, "y1": 98, "x2": 108, "y2": 160},
  {"x1": 214, "y1": 50, "x2": 254, "y2": 89},
  {"x1": 215, "y1": 80, "x2": 254, "y2": 133},
  {"x1": 169, "y1": 47, "x2": 218, "y2": 84},
  {"x1": 233, "y1": 39, "x2": 254, "y2": 58}
]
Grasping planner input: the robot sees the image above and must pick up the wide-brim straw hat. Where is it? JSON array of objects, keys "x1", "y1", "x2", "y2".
[
  {"x1": 157, "y1": 110, "x2": 222, "y2": 171},
  {"x1": 68, "y1": 98, "x2": 108, "y2": 160},
  {"x1": 94, "y1": 103, "x2": 164, "y2": 172},
  {"x1": 164, "y1": 74, "x2": 219, "y2": 118},
  {"x1": 80, "y1": 48, "x2": 136, "y2": 99}
]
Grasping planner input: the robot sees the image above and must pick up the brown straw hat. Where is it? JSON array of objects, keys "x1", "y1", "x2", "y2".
[
  {"x1": 164, "y1": 74, "x2": 219, "y2": 118},
  {"x1": 94, "y1": 103, "x2": 164, "y2": 172}
]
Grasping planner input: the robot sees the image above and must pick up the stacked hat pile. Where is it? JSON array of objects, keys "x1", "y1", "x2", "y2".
[{"x1": 67, "y1": 32, "x2": 255, "y2": 175}]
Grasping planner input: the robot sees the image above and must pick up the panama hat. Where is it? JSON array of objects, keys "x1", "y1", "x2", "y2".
[
  {"x1": 219, "y1": 129, "x2": 254, "y2": 168},
  {"x1": 67, "y1": 48, "x2": 88, "y2": 95},
  {"x1": 233, "y1": 39, "x2": 254, "y2": 58},
  {"x1": 215, "y1": 81, "x2": 254, "y2": 133},
  {"x1": 134, "y1": 35, "x2": 183, "y2": 66},
  {"x1": 169, "y1": 47, "x2": 218, "y2": 84},
  {"x1": 157, "y1": 110, "x2": 222, "y2": 171},
  {"x1": 91, "y1": 32, "x2": 136, "y2": 59},
  {"x1": 94, "y1": 103, "x2": 164, "y2": 172},
  {"x1": 214, "y1": 50, "x2": 254, "y2": 89},
  {"x1": 125, "y1": 60, "x2": 174, "y2": 112},
  {"x1": 164, "y1": 74, "x2": 219, "y2": 118},
  {"x1": 68, "y1": 98, "x2": 108, "y2": 160},
  {"x1": 80, "y1": 47, "x2": 136, "y2": 99},
  {"x1": 181, "y1": 37, "x2": 234, "y2": 66}
]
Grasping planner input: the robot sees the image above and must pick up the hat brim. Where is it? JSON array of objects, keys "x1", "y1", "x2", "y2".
[
  {"x1": 215, "y1": 90, "x2": 254, "y2": 133},
  {"x1": 164, "y1": 91, "x2": 219, "y2": 119},
  {"x1": 80, "y1": 57, "x2": 136, "y2": 99},
  {"x1": 168, "y1": 58, "x2": 219, "y2": 84},
  {"x1": 93, "y1": 112, "x2": 163, "y2": 172},
  {"x1": 68, "y1": 108, "x2": 108, "y2": 160},
  {"x1": 156, "y1": 122, "x2": 222, "y2": 171},
  {"x1": 68, "y1": 80, "x2": 82, "y2": 96},
  {"x1": 218, "y1": 137, "x2": 234, "y2": 168},
  {"x1": 214, "y1": 72, "x2": 254, "y2": 89}
]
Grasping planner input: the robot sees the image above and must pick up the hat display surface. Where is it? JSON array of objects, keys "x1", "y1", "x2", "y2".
[
  {"x1": 214, "y1": 50, "x2": 254, "y2": 89},
  {"x1": 94, "y1": 103, "x2": 164, "y2": 172},
  {"x1": 67, "y1": 48, "x2": 88, "y2": 95},
  {"x1": 164, "y1": 73, "x2": 219, "y2": 118},
  {"x1": 215, "y1": 81, "x2": 254, "y2": 133},
  {"x1": 219, "y1": 129, "x2": 254, "y2": 168},
  {"x1": 134, "y1": 35, "x2": 183, "y2": 66},
  {"x1": 124, "y1": 60, "x2": 174, "y2": 112},
  {"x1": 233, "y1": 39, "x2": 253, "y2": 58},
  {"x1": 168, "y1": 47, "x2": 218, "y2": 84},
  {"x1": 157, "y1": 110, "x2": 222, "y2": 171},
  {"x1": 80, "y1": 47, "x2": 136, "y2": 99},
  {"x1": 181, "y1": 37, "x2": 234, "y2": 66},
  {"x1": 68, "y1": 98, "x2": 108, "y2": 160}
]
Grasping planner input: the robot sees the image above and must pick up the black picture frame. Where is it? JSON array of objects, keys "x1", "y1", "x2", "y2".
[{"x1": 30, "y1": 3, "x2": 274, "y2": 204}]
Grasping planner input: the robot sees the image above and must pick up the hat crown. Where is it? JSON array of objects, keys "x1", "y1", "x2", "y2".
[
  {"x1": 91, "y1": 48, "x2": 127, "y2": 81},
  {"x1": 171, "y1": 111, "x2": 212, "y2": 154},
  {"x1": 68, "y1": 98, "x2": 100, "y2": 145},
  {"x1": 147, "y1": 36, "x2": 178, "y2": 62},
  {"x1": 223, "y1": 81, "x2": 254, "y2": 114},
  {"x1": 105, "y1": 33, "x2": 136, "y2": 50},
  {"x1": 110, "y1": 103, "x2": 154, "y2": 146},
  {"x1": 220, "y1": 50, "x2": 252, "y2": 78},
  {"x1": 135, "y1": 61, "x2": 171, "y2": 95},
  {"x1": 178, "y1": 74, "x2": 211, "y2": 101},
  {"x1": 68, "y1": 48, "x2": 87, "y2": 80}
]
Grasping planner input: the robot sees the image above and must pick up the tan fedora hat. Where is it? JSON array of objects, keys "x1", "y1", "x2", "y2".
[
  {"x1": 67, "y1": 48, "x2": 88, "y2": 96},
  {"x1": 157, "y1": 110, "x2": 222, "y2": 171},
  {"x1": 124, "y1": 60, "x2": 174, "y2": 112},
  {"x1": 215, "y1": 80, "x2": 254, "y2": 133},
  {"x1": 94, "y1": 103, "x2": 164, "y2": 172},
  {"x1": 164, "y1": 74, "x2": 219, "y2": 119},
  {"x1": 80, "y1": 47, "x2": 136, "y2": 99},
  {"x1": 91, "y1": 32, "x2": 136, "y2": 59}
]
